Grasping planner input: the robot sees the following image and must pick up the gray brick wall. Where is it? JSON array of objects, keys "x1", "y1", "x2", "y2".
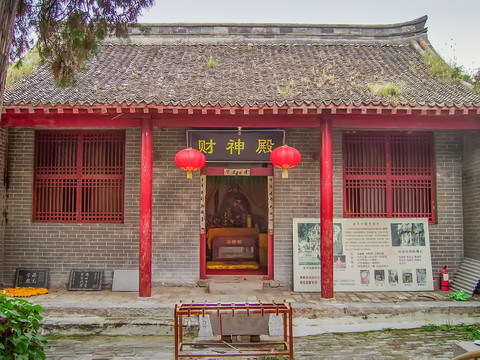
[
  {"x1": 462, "y1": 130, "x2": 480, "y2": 260},
  {"x1": 273, "y1": 128, "x2": 321, "y2": 282},
  {"x1": 3, "y1": 128, "x2": 141, "y2": 286},
  {"x1": 0, "y1": 127, "x2": 7, "y2": 286},
  {"x1": 2, "y1": 127, "x2": 202, "y2": 287},
  {"x1": 272, "y1": 128, "x2": 343, "y2": 283},
  {"x1": 429, "y1": 131, "x2": 464, "y2": 286},
  {"x1": 151, "y1": 128, "x2": 200, "y2": 284},
  {"x1": 0, "y1": 127, "x2": 468, "y2": 289}
]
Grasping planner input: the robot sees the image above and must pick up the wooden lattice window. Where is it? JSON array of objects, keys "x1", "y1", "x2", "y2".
[
  {"x1": 33, "y1": 130, "x2": 125, "y2": 223},
  {"x1": 343, "y1": 131, "x2": 436, "y2": 223}
]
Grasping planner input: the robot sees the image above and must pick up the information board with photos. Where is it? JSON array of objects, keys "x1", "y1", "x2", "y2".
[{"x1": 292, "y1": 218, "x2": 433, "y2": 292}]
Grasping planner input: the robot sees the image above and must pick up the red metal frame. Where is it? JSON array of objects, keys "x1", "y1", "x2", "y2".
[
  {"x1": 33, "y1": 130, "x2": 125, "y2": 223},
  {"x1": 342, "y1": 131, "x2": 436, "y2": 223},
  {"x1": 174, "y1": 301, "x2": 293, "y2": 359}
]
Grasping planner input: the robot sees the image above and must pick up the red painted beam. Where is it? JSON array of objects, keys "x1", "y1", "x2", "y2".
[
  {"x1": 163, "y1": 114, "x2": 480, "y2": 130},
  {"x1": 152, "y1": 113, "x2": 480, "y2": 129},
  {"x1": 153, "y1": 115, "x2": 321, "y2": 128},
  {"x1": 3, "y1": 111, "x2": 479, "y2": 130},
  {"x1": 320, "y1": 119, "x2": 334, "y2": 298},
  {"x1": 331, "y1": 115, "x2": 480, "y2": 129},
  {"x1": 1, "y1": 115, "x2": 141, "y2": 127},
  {"x1": 139, "y1": 119, "x2": 153, "y2": 297}
]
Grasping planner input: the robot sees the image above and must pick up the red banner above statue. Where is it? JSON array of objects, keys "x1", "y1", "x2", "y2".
[{"x1": 187, "y1": 130, "x2": 285, "y2": 162}]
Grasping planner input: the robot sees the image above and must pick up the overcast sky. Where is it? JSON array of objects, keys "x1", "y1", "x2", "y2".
[{"x1": 139, "y1": 0, "x2": 480, "y2": 75}]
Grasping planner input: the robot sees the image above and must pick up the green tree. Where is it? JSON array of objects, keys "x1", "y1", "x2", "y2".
[{"x1": 0, "y1": 0, "x2": 155, "y2": 116}]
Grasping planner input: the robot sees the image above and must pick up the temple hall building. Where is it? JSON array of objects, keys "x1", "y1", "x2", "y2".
[{"x1": 1, "y1": 16, "x2": 479, "y2": 297}]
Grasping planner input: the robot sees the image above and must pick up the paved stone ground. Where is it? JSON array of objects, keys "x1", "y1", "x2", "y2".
[
  {"x1": 34, "y1": 287, "x2": 454, "y2": 306},
  {"x1": 45, "y1": 328, "x2": 471, "y2": 359}
]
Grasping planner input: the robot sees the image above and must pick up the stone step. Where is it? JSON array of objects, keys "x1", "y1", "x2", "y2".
[{"x1": 207, "y1": 276, "x2": 264, "y2": 294}]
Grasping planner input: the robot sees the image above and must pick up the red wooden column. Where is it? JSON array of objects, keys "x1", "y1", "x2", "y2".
[
  {"x1": 320, "y1": 119, "x2": 334, "y2": 298},
  {"x1": 140, "y1": 119, "x2": 153, "y2": 297}
]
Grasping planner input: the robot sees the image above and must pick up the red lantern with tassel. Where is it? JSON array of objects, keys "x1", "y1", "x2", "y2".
[
  {"x1": 270, "y1": 145, "x2": 301, "y2": 178},
  {"x1": 175, "y1": 148, "x2": 206, "y2": 179}
]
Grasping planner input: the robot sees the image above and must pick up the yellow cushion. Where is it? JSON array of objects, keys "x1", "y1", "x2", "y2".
[{"x1": 206, "y1": 261, "x2": 259, "y2": 270}]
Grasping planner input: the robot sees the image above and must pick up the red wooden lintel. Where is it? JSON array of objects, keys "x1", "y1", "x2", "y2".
[
  {"x1": 1, "y1": 114, "x2": 142, "y2": 127},
  {"x1": 331, "y1": 115, "x2": 480, "y2": 129},
  {"x1": 2, "y1": 105, "x2": 479, "y2": 129},
  {"x1": 202, "y1": 165, "x2": 273, "y2": 176}
]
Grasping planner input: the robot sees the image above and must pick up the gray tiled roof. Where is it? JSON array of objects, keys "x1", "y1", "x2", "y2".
[{"x1": 5, "y1": 16, "x2": 480, "y2": 109}]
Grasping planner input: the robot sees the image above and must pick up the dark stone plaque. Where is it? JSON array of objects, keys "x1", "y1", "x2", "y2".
[
  {"x1": 68, "y1": 270, "x2": 103, "y2": 291},
  {"x1": 15, "y1": 268, "x2": 50, "y2": 288}
]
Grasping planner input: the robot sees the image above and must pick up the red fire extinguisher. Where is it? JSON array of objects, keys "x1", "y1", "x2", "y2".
[{"x1": 441, "y1": 265, "x2": 449, "y2": 291}]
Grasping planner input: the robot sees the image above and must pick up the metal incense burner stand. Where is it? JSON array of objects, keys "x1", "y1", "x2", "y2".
[{"x1": 174, "y1": 301, "x2": 293, "y2": 359}]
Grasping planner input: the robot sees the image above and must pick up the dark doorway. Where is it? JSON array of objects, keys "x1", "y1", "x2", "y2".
[{"x1": 205, "y1": 176, "x2": 268, "y2": 275}]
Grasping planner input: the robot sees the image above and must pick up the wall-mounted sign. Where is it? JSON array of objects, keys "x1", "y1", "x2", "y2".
[
  {"x1": 293, "y1": 218, "x2": 433, "y2": 292},
  {"x1": 224, "y1": 169, "x2": 250, "y2": 176},
  {"x1": 187, "y1": 130, "x2": 285, "y2": 162}
]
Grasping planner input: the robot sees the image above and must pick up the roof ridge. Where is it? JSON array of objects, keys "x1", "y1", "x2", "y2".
[
  {"x1": 112, "y1": 16, "x2": 428, "y2": 45},
  {"x1": 131, "y1": 16, "x2": 428, "y2": 32}
]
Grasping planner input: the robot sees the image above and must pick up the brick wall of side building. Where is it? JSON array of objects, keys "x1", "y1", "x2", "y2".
[
  {"x1": 430, "y1": 131, "x2": 464, "y2": 285},
  {"x1": 462, "y1": 130, "x2": 480, "y2": 260},
  {"x1": 0, "y1": 128, "x2": 8, "y2": 286}
]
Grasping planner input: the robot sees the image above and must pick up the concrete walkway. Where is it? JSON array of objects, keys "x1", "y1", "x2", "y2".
[{"x1": 29, "y1": 286, "x2": 480, "y2": 337}]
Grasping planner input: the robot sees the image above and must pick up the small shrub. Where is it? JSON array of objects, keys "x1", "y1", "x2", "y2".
[
  {"x1": 0, "y1": 295, "x2": 49, "y2": 359},
  {"x1": 472, "y1": 70, "x2": 480, "y2": 94}
]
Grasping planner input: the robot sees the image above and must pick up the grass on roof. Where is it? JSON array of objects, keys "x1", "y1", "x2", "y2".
[
  {"x1": 422, "y1": 52, "x2": 457, "y2": 80},
  {"x1": 368, "y1": 82, "x2": 402, "y2": 97},
  {"x1": 422, "y1": 52, "x2": 475, "y2": 84},
  {"x1": 207, "y1": 56, "x2": 217, "y2": 68}
]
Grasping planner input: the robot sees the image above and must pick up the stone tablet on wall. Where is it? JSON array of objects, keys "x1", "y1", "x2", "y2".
[
  {"x1": 68, "y1": 270, "x2": 103, "y2": 291},
  {"x1": 15, "y1": 268, "x2": 49, "y2": 288}
]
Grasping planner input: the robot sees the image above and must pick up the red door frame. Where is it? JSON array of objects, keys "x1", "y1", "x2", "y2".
[{"x1": 200, "y1": 165, "x2": 274, "y2": 280}]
